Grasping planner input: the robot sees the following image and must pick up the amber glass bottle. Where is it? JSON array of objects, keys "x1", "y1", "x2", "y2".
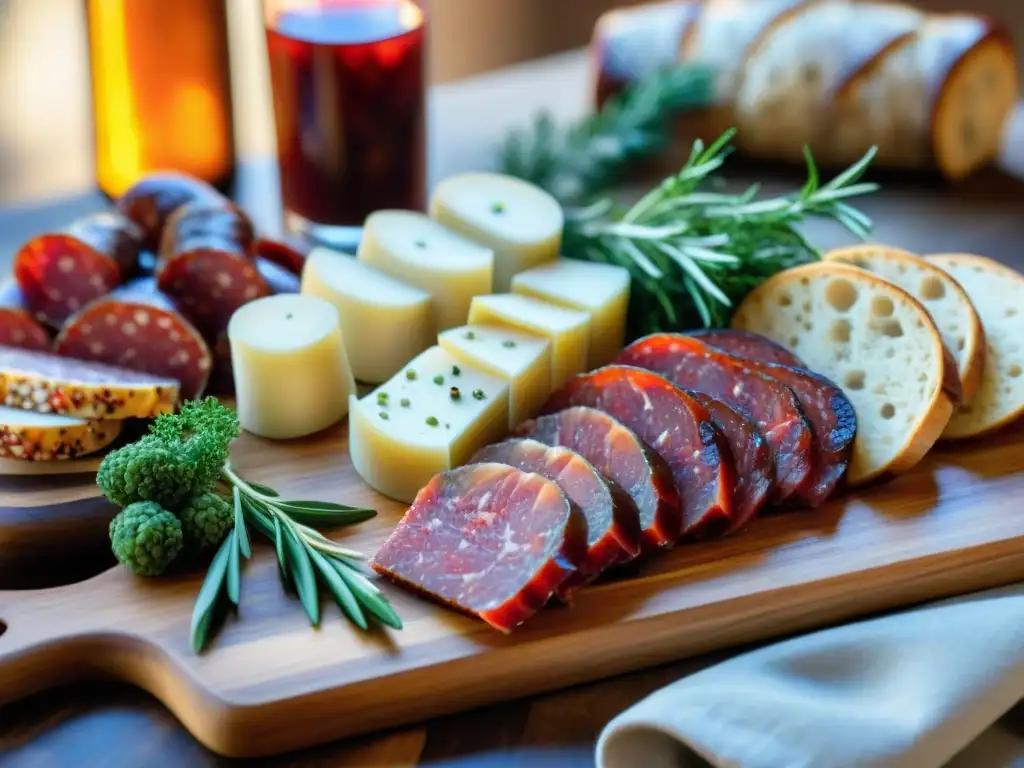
[{"x1": 85, "y1": 0, "x2": 236, "y2": 199}]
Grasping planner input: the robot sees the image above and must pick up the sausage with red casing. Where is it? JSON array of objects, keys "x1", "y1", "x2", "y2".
[
  {"x1": 0, "y1": 280, "x2": 50, "y2": 352},
  {"x1": 686, "y1": 328, "x2": 805, "y2": 368},
  {"x1": 117, "y1": 171, "x2": 225, "y2": 251}
]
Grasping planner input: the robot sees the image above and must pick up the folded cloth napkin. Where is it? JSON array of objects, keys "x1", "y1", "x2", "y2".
[{"x1": 597, "y1": 584, "x2": 1024, "y2": 768}]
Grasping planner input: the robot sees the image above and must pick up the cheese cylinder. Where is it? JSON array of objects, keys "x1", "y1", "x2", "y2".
[
  {"x1": 228, "y1": 294, "x2": 355, "y2": 440},
  {"x1": 358, "y1": 210, "x2": 494, "y2": 334},
  {"x1": 301, "y1": 248, "x2": 431, "y2": 384},
  {"x1": 429, "y1": 172, "x2": 563, "y2": 292},
  {"x1": 511, "y1": 258, "x2": 630, "y2": 368}
]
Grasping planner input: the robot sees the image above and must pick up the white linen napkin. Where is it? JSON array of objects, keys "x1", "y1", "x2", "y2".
[{"x1": 597, "y1": 584, "x2": 1024, "y2": 768}]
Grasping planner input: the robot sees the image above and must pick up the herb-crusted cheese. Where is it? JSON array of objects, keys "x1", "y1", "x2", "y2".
[
  {"x1": 438, "y1": 324, "x2": 552, "y2": 427},
  {"x1": 348, "y1": 346, "x2": 510, "y2": 503},
  {"x1": 468, "y1": 293, "x2": 590, "y2": 388},
  {"x1": 511, "y1": 258, "x2": 630, "y2": 367},
  {"x1": 0, "y1": 405, "x2": 122, "y2": 460}
]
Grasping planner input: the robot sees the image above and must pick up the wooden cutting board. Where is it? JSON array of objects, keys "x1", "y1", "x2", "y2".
[{"x1": 2, "y1": 419, "x2": 1024, "y2": 758}]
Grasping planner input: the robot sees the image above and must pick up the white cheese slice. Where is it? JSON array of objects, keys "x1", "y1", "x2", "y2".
[
  {"x1": 348, "y1": 346, "x2": 510, "y2": 503},
  {"x1": 467, "y1": 293, "x2": 590, "y2": 388},
  {"x1": 429, "y1": 172, "x2": 563, "y2": 292},
  {"x1": 228, "y1": 294, "x2": 356, "y2": 440},
  {"x1": 357, "y1": 210, "x2": 494, "y2": 334},
  {"x1": 301, "y1": 248, "x2": 431, "y2": 384},
  {"x1": 511, "y1": 258, "x2": 630, "y2": 367},
  {"x1": 438, "y1": 324, "x2": 552, "y2": 427}
]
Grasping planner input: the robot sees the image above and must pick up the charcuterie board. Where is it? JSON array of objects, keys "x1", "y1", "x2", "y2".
[{"x1": 2, "y1": 416, "x2": 1023, "y2": 758}]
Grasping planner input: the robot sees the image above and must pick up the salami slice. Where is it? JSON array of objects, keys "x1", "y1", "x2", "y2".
[
  {"x1": 513, "y1": 406, "x2": 681, "y2": 553},
  {"x1": 471, "y1": 438, "x2": 642, "y2": 601},
  {"x1": 253, "y1": 236, "x2": 309, "y2": 276},
  {"x1": 686, "y1": 328, "x2": 805, "y2": 368},
  {"x1": 117, "y1": 171, "x2": 225, "y2": 251},
  {"x1": 54, "y1": 278, "x2": 212, "y2": 401},
  {"x1": 686, "y1": 392, "x2": 774, "y2": 532},
  {"x1": 14, "y1": 212, "x2": 145, "y2": 328},
  {"x1": 157, "y1": 200, "x2": 267, "y2": 341},
  {"x1": 540, "y1": 366, "x2": 734, "y2": 540},
  {"x1": 257, "y1": 257, "x2": 301, "y2": 294},
  {"x1": 616, "y1": 335, "x2": 814, "y2": 504},
  {"x1": 372, "y1": 463, "x2": 588, "y2": 633},
  {"x1": 0, "y1": 280, "x2": 50, "y2": 351}
]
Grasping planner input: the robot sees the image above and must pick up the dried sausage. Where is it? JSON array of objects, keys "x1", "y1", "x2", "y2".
[
  {"x1": 117, "y1": 171, "x2": 225, "y2": 251},
  {"x1": 0, "y1": 280, "x2": 50, "y2": 351},
  {"x1": 257, "y1": 257, "x2": 301, "y2": 294},
  {"x1": 253, "y1": 236, "x2": 309, "y2": 275},
  {"x1": 687, "y1": 328, "x2": 805, "y2": 368}
]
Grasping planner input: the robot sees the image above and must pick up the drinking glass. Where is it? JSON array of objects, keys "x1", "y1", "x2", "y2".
[{"x1": 263, "y1": 0, "x2": 427, "y2": 247}]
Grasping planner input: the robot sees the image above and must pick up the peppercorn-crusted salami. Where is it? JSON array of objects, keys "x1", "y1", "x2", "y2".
[
  {"x1": 14, "y1": 212, "x2": 145, "y2": 328},
  {"x1": 540, "y1": 365, "x2": 734, "y2": 540},
  {"x1": 0, "y1": 405, "x2": 122, "y2": 461},
  {"x1": 157, "y1": 200, "x2": 267, "y2": 341},
  {"x1": 616, "y1": 334, "x2": 814, "y2": 504},
  {"x1": 686, "y1": 391, "x2": 774, "y2": 532},
  {"x1": 0, "y1": 280, "x2": 50, "y2": 352},
  {"x1": 687, "y1": 328, "x2": 805, "y2": 368},
  {"x1": 371, "y1": 463, "x2": 588, "y2": 633},
  {"x1": 54, "y1": 278, "x2": 211, "y2": 401},
  {"x1": 471, "y1": 438, "x2": 642, "y2": 601},
  {"x1": 513, "y1": 406, "x2": 681, "y2": 552},
  {"x1": 117, "y1": 171, "x2": 225, "y2": 251}
]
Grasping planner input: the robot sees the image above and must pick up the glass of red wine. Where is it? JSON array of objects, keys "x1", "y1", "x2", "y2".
[{"x1": 263, "y1": 0, "x2": 426, "y2": 249}]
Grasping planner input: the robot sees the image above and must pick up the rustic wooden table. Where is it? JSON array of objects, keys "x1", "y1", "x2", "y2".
[{"x1": 3, "y1": 50, "x2": 1024, "y2": 767}]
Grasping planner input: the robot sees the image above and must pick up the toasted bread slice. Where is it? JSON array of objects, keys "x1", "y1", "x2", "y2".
[
  {"x1": 731, "y1": 261, "x2": 952, "y2": 485},
  {"x1": 925, "y1": 254, "x2": 1024, "y2": 439},
  {"x1": 823, "y1": 244, "x2": 985, "y2": 402}
]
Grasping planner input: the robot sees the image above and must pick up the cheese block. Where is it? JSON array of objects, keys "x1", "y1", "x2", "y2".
[
  {"x1": 429, "y1": 173, "x2": 563, "y2": 292},
  {"x1": 301, "y1": 248, "x2": 431, "y2": 384},
  {"x1": 510, "y1": 258, "x2": 629, "y2": 368},
  {"x1": 467, "y1": 294, "x2": 590, "y2": 388},
  {"x1": 438, "y1": 324, "x2": 552, "y2": 428},
  {"x1": 357, "y1": 210, "x2": 494, "y2": 334},
  {"x1": 823, "y1": 244, "x2": 984, "y2": 402},
  {"x1": 0, "y1": 347, "x2": 178, "y2": 420},
  {"x1": 0, "y1": 405, "x2": 122, "y2": 460},
  {"x1": 731, "y1": 261, "x2": 952, "y2": 486},
  {"x1": 925, "y1": 254, "x2": 1024, "y2": 439},
  {"x1": 228, "y1": 294, "x2": 355, "y2": 440},
  {"x1": 348, "y1": 346, "x2": 510, "y2": 502}
]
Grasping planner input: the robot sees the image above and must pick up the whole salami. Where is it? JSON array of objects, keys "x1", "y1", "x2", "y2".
[
  {"x1": 0, "y1": 280, "x2": 50, "y2": 352},
  {"x1": 54, "y1": 278, "x2": 212, "y2": 400},
  {"x1": 117, "y1": 171, "x2": 225, "y2": 251},
  {"x1": 14, "y1": 212, "x2": 145, "y2": 328}
]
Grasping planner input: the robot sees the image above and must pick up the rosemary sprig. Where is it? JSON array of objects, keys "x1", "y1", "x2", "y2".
[
  {"x1": 189, "y1": 466, "x2": 401, "y2": 653},
  {"x1": 500, "y1": 64, "x2": 715, "y2": 205}
]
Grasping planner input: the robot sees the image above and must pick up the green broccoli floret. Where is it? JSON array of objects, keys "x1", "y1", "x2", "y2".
[
  {"x1": 180, "y1": 491, "x2": 233, "y2": 552},
  {"x1": 97, "y1": 436, "x2": 196, "y2": 509},
  {"x1": 149, "y1": 397, "x2": 240, "y2": 494},
  {"x1": 109, "y1": 501, "x2": 184, "y2": 576}
]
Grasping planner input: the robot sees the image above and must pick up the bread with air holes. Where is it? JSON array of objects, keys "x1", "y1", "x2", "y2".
[
  {"x1": 924, "y1": 254, "x2": 1024, "y2": 439},
  {"x1": 823, "y1": 244, "x2": 985, "y2": 403},
  {"x1": 730, "y1": 261, "x2": 952, "y2": 486}
]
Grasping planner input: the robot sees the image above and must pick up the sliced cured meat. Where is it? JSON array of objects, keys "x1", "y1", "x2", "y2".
[
  {"x1": 157, "y1": 200, "x2": 267, "y2": 341},
  {"x1": 257, "y1": 257, "x2": 300, "y2": 294},
  {"x1": 513, "y1": 406, "x2": 681, "y2": 553},
  {"x1": 117, "y1": 171, "x2": 225, "y2": 251},
  {"x1": 206, "y1": 333, "x2": 235, "y2": 396},
  {"x1": 616, "y1": 334, "x2": 814, "y2": 504},
  {"x1": 0, "y1": 345, "x2": 178, "y2": 420},
  {"x1": 0, "y1": 280, "x2": 50, "y2": 352},
  {"x1": 253, "y1": 236, "x2": 309, "y2": 275},
  {"x1": 54, "y1": 278, "x2": 211, "y2": 401},
  {"x1": 686, "y1": 392, "x2": 774, "y2": 532},
  {"x1": 686, "y1": 328, "x2": 804, "y2": 368},
  {"x1": 14, "y1": 212, "x2": 145, "y2": 328},
  {"x1": 0, "y1": 405, "x2": 122, "y2": 461},
  {"x1": 371, "y1": 463, "x2": 588, "y2": 633},
  {"x1": 540, "y1": 365, "x2": 734, "y2": 540},
  {"x1": 471, "y1": 438, "x2": 642, "y2": 601}
]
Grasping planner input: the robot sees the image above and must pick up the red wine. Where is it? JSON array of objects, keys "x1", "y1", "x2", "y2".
[{"x1": 266, "y1": 1, "x2": 426, "y2": 227}]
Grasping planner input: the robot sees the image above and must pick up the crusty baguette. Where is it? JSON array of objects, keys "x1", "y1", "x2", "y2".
[
  {"x1": 823, "y1": 244, "x2": 985, "y2": 402},
  {"x1": 924, "y1": 254, "x2": 1024, "y2": 439},
  {"x1": 731, "y1": 261, "x2": 953, "y2": 486}
]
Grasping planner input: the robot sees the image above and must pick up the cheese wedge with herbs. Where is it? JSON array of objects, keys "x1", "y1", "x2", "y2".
[
  {"x1": 358, "y1": 210, "x2": 494, "y2": 334},
  {"x1": 438, "y1": 324, "x2": 552, "y2": 427},
  {"x1": 467, "y1": 294, "x2": 590, "y2": 388},
  {"x1": 511, "y1": 258, "x2": 630, "y2": 368},
  {"x1": 348, "y1": 345, "x2": 510, "y2": 503},
  {"x1": 0, "y1": 405, "x2": 122, "y2": 460}
]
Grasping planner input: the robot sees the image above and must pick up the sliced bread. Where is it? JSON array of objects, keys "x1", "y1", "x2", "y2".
[
  {"x1": 730, "y1": 261, "x2": 952, "y2": 485},
  {"x1": 924, "y1": 253, "x2": 1024, "y2": 439},
  {"x1": 823, "y1": 244, "x2": 985, "y2": 402}
]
